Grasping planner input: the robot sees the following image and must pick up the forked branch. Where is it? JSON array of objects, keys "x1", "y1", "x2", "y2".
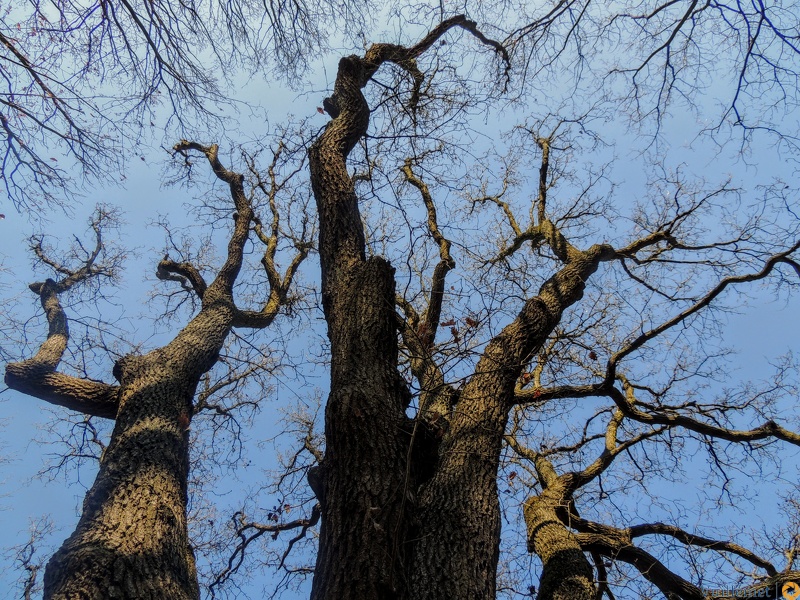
[
  {"x1": 607, "y1": 240, "x2": 800, "y2": 383},
  {"x1": 5, "y1": 210, "x2": 122, "y2": 418},
  {"x1": 170, "y1": 140, "x2": 310, "y2": 329}
]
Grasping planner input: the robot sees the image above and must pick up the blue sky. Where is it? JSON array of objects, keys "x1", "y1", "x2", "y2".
[{"x1": 1, "y1": 6, "x2": 799, "y2": 599}]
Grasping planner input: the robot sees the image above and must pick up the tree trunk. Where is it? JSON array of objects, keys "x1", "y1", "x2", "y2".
[
  {"x1": 8, "y1": 145, "x2": 294, "y2": 599},
  {"x1": 43, "y1": 307, "x2": 232, "y2": 600},
  {"x1": 408, "y1": 374, "x2": 508, "y2": 599},
  {"x1": 309, "y1": 258, "x2": 411, "y2": 600},
  {"x1": 307, "y1": 24, "x2": 611, "y2": 600},
  {"x1": 410, "y1": 251, "x2": 609, "y2": 599},
  {"x1": 308, "y1": 55, "x2": 411, "y2": 600}
]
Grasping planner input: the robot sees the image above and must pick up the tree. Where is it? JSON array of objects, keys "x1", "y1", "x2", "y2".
[
  {"x1": 301, "y1": 9, "x2": 800, "y2": 600},
  {"x1": 4, "y1": 139, "x2": 309, "y2": 598},
  {"x1": 4, "y1": 2, "x2": 800, "y2": 600},
  {"x1": 0, "y1": 0, "x2": 373, "y2": 210}
]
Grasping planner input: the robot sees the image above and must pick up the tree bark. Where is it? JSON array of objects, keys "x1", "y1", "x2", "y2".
[
  {"x1": 409, "y1": 250, "x2": 608, "y2": 599},
  {"x1": 307, "y1": 21, "x2": 612, "y2": 599},
  {"x1": 43, "y1": 305, "x2": 232, "y2": 600},
  {"x1": 308, "y1": 54, "x2": 411, "y2": 600},
  {"x1": 524, "y1": 491, "x2": 594, "y2": 600},
  {"x1": 6, "y1": 144, "x2": 301, "y2": 599}
]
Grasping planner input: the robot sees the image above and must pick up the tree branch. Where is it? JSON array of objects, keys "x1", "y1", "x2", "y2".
[
  {"x1": 401, "y1": 159, "x2": 455, "y2": 349},
  {"x1": 156, "y1": 256, "x2": 208, "y2": 298},
  {"x1": 573, "y1": 512, "x2": 790, "y2": 600},
  {"x1": 172, "y1": 140, "x2": 309, "y2": 328},
  {"x1": 608, "y1": 377, "x2": 800, "y2": 447},
  {"x1": 607, "y1": 240, "x2": 800, "y2": 383},
  {"x1": 209, "y1": 504, "x2": 320, "y2": 594},
  {"x1": 5, "y1": 211, "x2": 123, "y2": 418},
  {"x1": 5, "y1": 368, "x2": 119, "y2": 419}
]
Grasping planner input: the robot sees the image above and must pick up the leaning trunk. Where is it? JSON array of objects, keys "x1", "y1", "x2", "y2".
[
  {"x1": 10, "y1": 146, "x2": 285, "y2": 600},
  {"x1": 410, "y1": 251, "x2": 608, "y2": 598},
  {"x1": 44, "y1": 308, "x2": 231, "y2": 600},
  {"x1": 408, "y1": 371, "x2": 508, "y2": 599}
]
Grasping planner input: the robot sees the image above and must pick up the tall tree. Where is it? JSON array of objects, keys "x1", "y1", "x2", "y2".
[
  {"x1": 299, "y1": 11, "x2": 800, "y2": 600},
  {"x1": 4, "y1": 2, "x2": 800, "y2": 599},
  {"x1": 5, "y1": 141, "x2": 308, "y2": 599}
]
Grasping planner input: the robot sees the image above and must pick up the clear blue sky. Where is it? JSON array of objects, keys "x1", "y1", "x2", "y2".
[{"x1": 1, "y1": 8, "x2": 799, "y2": 599}]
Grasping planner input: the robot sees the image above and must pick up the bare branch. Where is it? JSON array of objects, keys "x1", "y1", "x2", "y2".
[
  {"x1": 401, "y1": 158, "x2": 455, "y2": 349},
  {"x1": 608, "y1": 377, "x2": 800, "y2": 447},
  {"x1": 157, "y1": 257, "x2": 208, "y2": 299},
  {"x1": 607, "y1": 240, "x2": 800, "y2": 382},
  {"x1": 209, "y1": 504, "x2": 320, "y2": 595},
  {"x1": 172, "y1": 140, "x2": 309, "y2": 328},
  {"x1": 5, "y1": 210, "x2": 123, "y2": 417}
]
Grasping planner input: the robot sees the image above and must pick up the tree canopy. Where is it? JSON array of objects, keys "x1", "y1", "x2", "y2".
[{"x1": 2, "y1": 2, "x2": 800, "y2": 599}]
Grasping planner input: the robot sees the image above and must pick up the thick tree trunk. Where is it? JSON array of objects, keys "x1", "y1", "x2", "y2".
[
  {"x1": 8, "y1": 145, "x2": 291, "y2": 600},
  {"x1": 43, "y1": 307, "x2": 232, "y2": 600},
  {"x1": 44, "y1": 365, "x2": 198, "y2": 600},
  {"x1": 408, "y1": 375, "x2": 508, "y2": 599},
  {"x1": 307, "y1": 22, "x2": 609, "y2": 600},
  {"x1": 309, "y1": 258, "x2": 410, "y2": 600},
  {"x1": 308, "y1": 55, "x2": 411, "y2": 600},
  {"x1": 410, "y1": 251, "x2": 609, "y2": 599}
]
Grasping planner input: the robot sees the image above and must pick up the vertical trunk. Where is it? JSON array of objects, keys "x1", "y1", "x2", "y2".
[
  {"x1": 309, "y1": 258, "x2": 410, "y2": 600},
  {"x1": 308, "y1": 55, "x2": 410, "y2": 600},
  {"x1": 43, "y1": 308, "x2": 232, "y2": 600}
]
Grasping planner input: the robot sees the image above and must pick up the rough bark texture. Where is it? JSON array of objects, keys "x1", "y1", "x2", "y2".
[
  {"x1": 308, "y1": 53, "x2": 411, "y2": 600},
  {"x1": 410, "y1": 250, "x2": 608, "y2": 599},
  {"x1": 43, "y1": 306, "x2": 231, "y2": 599},
  {"x1": 7, "y1": 144, "x2": 297, "y2": 599},
  {"x1": 524, "y1": 491, "x2": 594, "y2": 600},
  {"x1": 5, "y1": 366, "x2": 120, "y2": 417}
]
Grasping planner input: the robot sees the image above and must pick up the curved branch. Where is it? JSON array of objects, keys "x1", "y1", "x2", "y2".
[
  {"x1": 5, "y1": 278, "x2": 119, "y2": 418},
  {"x1": 573, "y1": 513, "x2": 793, "y2": 600},
  {"x1": 172, "y1": 140, "x2": 309, "y2": 326},
  {"x1": 361, "y1": 15, "x2": 510, "y2": 87},
  {"x1": 628, "y1": 522, "x2": 776, "y2": 575},
  {"x1": 156, "y1": 257, "x2": 207, "y2": 298},
  {"x1": 173, "y1": 141, "x2": 251, "y2": 298},
  {"x1": 569, "y1": 410, "x2": 667, "y2": 491},
  {"x1": 609, "y1": 378, "x2": 800, "y2": 447},
  {"x1": 577, "y1": 529, "x2": 706, "y2": 600},
  {"x1": 209, "y1": 504, "x2": 320, "y2": 595},
  {"x1": 513, "y1": 382, "x2": 603, "y2": 405},
  {"x1": 607, "y1": 240, "x2": 800, "y2": 383}
]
